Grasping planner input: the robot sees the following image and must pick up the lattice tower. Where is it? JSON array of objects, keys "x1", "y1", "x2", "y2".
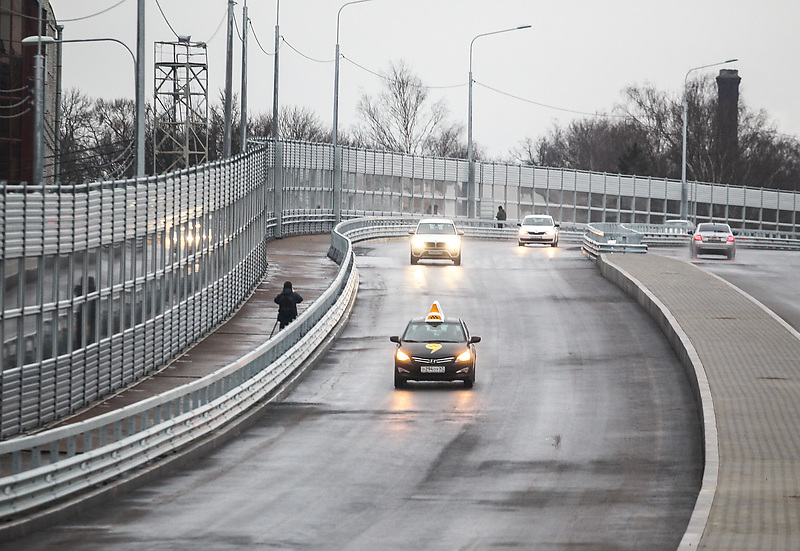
[{"x1": 153, "y1": 40, "x2": 209, "y2": 173}]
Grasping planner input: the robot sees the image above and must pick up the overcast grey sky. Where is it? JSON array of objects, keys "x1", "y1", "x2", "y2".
[{"x1": 48, "y1": 0, "x2": 799, "y2": 159}]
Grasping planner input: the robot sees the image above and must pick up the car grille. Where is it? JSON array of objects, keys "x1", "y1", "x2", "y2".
[
  {"x1": 425, "y1": 241, "x2": 446, "y2": 249},
  {"x1": 411, "y1": 356, "x2": 454, "y2": 364}
]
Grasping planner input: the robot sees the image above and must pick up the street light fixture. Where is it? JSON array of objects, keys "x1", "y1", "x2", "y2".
[
  {"x1": 332, "y1": 0, "x2": 374, "y2": 224},
  {"x1": 467, "y1": 25, "x2": 531, "y2": 219},
  {"x1": 22, "y1": 35, "x2": 145, "y2": 181},
  {"x1": 680, "y1": 58, "x2": 737, "y2": 220}
]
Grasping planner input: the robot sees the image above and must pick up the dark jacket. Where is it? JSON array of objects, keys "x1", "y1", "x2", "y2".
[{"x1": 275, "y1": 288, "x2": 303, "y2": 324}]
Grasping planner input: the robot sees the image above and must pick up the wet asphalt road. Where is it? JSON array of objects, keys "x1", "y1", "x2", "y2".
[
  {"x1": 6, "y1": 240, "x2": 703, "y2": 550},
  {"x1": 651, "y1": 246, "x2": 800, "y2": 332}
]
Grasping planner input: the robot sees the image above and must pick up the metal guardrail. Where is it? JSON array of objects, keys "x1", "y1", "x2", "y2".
[
  {"x1": 735, "y1": 230, "x2": 800, "y2": 250},
  {"x1": 581, "y1": 223, "x2": 648, "y2": 259},
  {"x1": 0, "y1": 221, "x2": 366, "y2": 526}
]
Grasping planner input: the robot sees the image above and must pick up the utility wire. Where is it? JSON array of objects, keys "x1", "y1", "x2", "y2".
[
  {"x1": 2, "y1": 0, "x2": 130, "y2": 23},
  {"x1": 341, "y1": 55, "x2": 466, "y2": 90},
  {"x1": 474, "y1": 80, "x2": 626, "y2": 119},
  {"x1": 248, "y1": 20, "x2": 274, "y2": 56},
  {"x1": 281, "y1": 36, "x2": 334, "y2": 64},
  {"x1": 204, "y1": 9, "x2": 228, "y2": 44},
  {"x1": 232, "y1": 9, "x2": 244, "y2": 43},
  {"x1": 153, "y1": 0, "x2": 180, "y2": 40},
  {"x1": 58, "y1": 0, "x2": 130, "y2": 23}
]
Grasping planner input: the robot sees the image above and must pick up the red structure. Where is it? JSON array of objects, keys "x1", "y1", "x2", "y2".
[{"x1": 0, "y1": 0, "x2": 57, "y2": 184}]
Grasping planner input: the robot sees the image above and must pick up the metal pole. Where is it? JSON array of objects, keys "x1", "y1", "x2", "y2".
[
  {"x1": 32, "y1": 3, "x2": 43, "y2": 186},
  {"x1": 680, "y1": 87, "x2": 689, "y2": 220},
  {"x1": 467, "y1": 25, "x2": 530, "y2": 220},
  {"x1": 54, "y1": 25, "x2": 63, "y2": 184},
  {"x1": 240, "y1": 0, "x2": 248, "y2": 153},
  {"x1": 332, "y1": 40, "x2": 341, "y2": 223},
  {"x1": 272, "y1": 0, "x2": 280, "y2": 142},
  {"x1": 223, "y1": 0, "x2": 235, "y2": 158},
  {"x1": 273, "y1": 0, "x2": 283, "y2": 238},
  {"x1": 135, "y1": 0, "x2": 145, "y2": 177},
  {"x1": 467, "y1": 68, "x2": 474, "y2": 218},
  {"x1": 333, "y1": 0, "x2": 373, "y2": 224}
]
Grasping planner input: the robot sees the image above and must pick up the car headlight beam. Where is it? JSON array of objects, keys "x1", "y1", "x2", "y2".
[
  {"x1": 456, "y1": 349, "x2": 471, "y2": 362},
  {"x1": 396, "y1": 349, "x2": 411, "y2": 362}
]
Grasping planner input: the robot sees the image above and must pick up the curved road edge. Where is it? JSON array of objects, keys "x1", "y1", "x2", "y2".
[{"x1": 597, "y1": 253, "x2": 718, "y2": 550}]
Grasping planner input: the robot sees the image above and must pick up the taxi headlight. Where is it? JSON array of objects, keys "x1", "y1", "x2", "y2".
[
  {"x1": 456, "y1": 349, "x2": 471, "y2": 362},
  {"x1": 396, "y1": 349, "x2": 411, "y2": 362}
]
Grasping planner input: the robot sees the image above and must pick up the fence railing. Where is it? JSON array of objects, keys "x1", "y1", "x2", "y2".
[{"x1": 0, "y1": 215, "x2": 364, "y2": 526}]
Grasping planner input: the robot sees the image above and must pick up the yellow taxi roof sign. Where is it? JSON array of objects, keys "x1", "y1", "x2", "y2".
[{"x1": 425, "y1": 301, "x2": 444, "y2": 323}]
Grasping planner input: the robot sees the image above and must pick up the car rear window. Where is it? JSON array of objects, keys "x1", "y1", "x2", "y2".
[
  {"x1": 403, "y1": 321, "x2": 466, "y2": 342},
  {"x1": 417, "y1": 222, "x2": 456, "y2": 235},
  {"x1": 698, "y1": 224, "x2": 731, "y2": 232}
]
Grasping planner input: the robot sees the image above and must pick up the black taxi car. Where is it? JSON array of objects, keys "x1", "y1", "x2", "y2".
[{"x1": 389, "y1": 302, "x2": 481, "y2": 389}]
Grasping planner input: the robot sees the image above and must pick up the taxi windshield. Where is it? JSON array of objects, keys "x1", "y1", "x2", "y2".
[
  {"x1": 403, "y1": 321, "x2": 466, "y2": 343},
  {"x1": 416, "y1": 222, "x2": 456, "y2": 235}
]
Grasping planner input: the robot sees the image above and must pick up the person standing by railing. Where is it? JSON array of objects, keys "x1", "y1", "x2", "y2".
[{"x1": 496, "y1": 205, "x2": 507, "y2": 228}]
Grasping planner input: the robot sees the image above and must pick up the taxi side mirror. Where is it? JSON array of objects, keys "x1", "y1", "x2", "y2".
[
  {"x1": 389, "y1": 336, "x2": 400, "y2": 343},
  {"x1": 469, "y1": 336, "x2": 481, "y2": 344}
]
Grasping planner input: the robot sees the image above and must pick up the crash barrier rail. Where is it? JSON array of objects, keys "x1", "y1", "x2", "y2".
[
  {"x1": 624, "y1": 224, "x2": 694, "y2": 246},
  {"x1": 734, "y1": 229, "x2": 800, "y2": 250},
  {"x1": 623, "y1": 224, "x2": 800, "y2": 249},
  {"x1": 328, "y1": 217, "x2": 588, "y2": 258},
  {"x1": 4, "y1": 138, "x2": 800, "y2": 439},
  {"x1": 0, "y1": 220, "x2": 360, "y2": 527},
  {"x1": 582, "y1": 223, "x2": 649, "y2": 259}
]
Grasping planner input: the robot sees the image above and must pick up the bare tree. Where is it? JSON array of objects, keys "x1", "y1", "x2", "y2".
[
  {"x1": 515, "y1": 77, "x2": 800, "y2": 191},
  {"x1": 356, "y1": 60, "x2": 452, "y2": 155}
]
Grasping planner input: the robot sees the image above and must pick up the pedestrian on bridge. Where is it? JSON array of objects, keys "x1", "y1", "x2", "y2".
[
  {"x1": 274, "y1": 281, "x2": 303, "y2": 330},
  {"x1": 496, "y1": 205, "x2": 507, "y2": 228}
]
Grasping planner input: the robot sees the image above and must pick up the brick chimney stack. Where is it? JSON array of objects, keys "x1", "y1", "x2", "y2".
[{"x1": 715, "y1": 69, "x2": 741, "y2": 184}]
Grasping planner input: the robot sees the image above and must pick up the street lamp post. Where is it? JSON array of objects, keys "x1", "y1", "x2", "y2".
[
  {"x1": 23, "y1": 35, "x2": 144, "y2": 182},
  {"x1": 680, "y1": 58, "x2": 737, "y2": 220},
  {"x1": 467, "y1": 25, "x2": 530, "y2": 219},
  {"x1": 332, "y1": 0, "x2": 373, "y2": 224},
  {"x1": 240, "y1": 0, "x2": 249, "y2": 153}
]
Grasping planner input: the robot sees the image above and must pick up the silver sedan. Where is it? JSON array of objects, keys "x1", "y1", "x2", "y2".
[{"x1": 691, "y1": 222, "x2": 736, "y2": 259}]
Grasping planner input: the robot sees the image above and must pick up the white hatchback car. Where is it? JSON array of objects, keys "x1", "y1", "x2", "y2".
[{"x1": 517, "y1": 215, "x2": 559, "y2": 247}]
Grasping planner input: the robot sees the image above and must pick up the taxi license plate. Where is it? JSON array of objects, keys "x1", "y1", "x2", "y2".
[{"x1": 420, "y1": 366, "x2": 445, "y2": 374}]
